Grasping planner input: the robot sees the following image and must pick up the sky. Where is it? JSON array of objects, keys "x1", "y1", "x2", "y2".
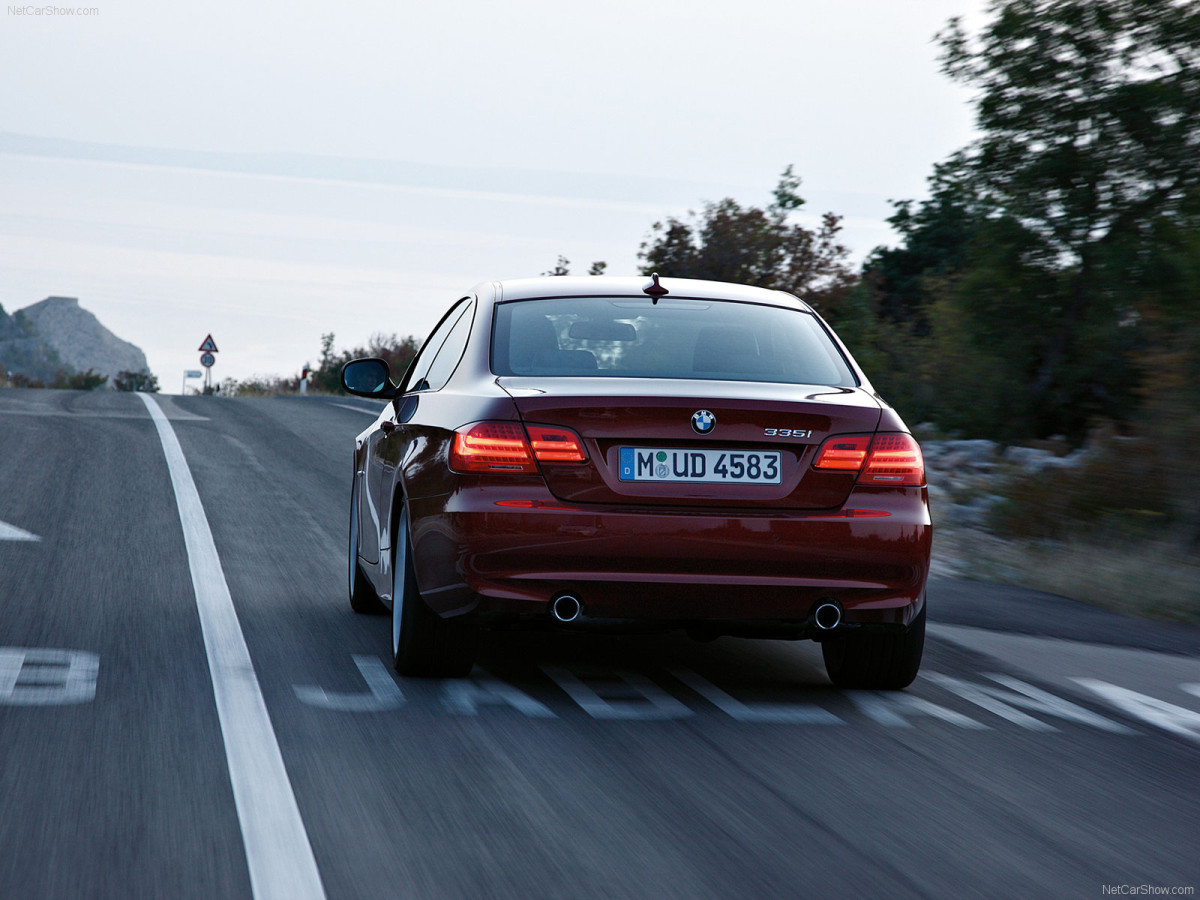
[{"x1": 0, "y1": 0, "x2": 989, "y2": 391}]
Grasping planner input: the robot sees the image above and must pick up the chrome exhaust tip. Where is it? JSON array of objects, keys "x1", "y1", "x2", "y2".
[
  {"x1": 812, "y1": 601, "x2": 843, "y2": 631},
  {"x1": 551, "y1": 594, "x2": 583, "y2": 623}
]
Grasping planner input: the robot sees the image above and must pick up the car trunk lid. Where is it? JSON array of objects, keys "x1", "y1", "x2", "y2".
[{"x1": 498, "y1": 377, "x2": 883, "y2": 509}]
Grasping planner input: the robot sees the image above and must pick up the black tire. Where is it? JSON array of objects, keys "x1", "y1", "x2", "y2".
[
  {"x1": 822, "y1": 601, "x2": 926, "y2": 690},
  {"x1": 392, "y1": 507, "x2": 478, "y2": 677},
  {"x1": 348, "y1": 480, "x2": 385, "y2": 614}
]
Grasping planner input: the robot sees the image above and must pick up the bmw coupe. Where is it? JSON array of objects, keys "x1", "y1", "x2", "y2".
[{"x1": 341, "y1": 275, "x2": 930, "y2": 688}]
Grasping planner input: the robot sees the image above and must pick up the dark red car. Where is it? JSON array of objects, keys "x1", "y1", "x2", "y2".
[{"x1": 342, "y1": 275, "x2": 930, "y2": 688}]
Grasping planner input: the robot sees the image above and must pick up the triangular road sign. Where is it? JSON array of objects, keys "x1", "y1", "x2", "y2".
[
  {"x1": 198, "y1": 334, "x2": 219, "y2": 353},
  {"x1": 0, "y1": 519, "x2": 41, "y2": 542}
]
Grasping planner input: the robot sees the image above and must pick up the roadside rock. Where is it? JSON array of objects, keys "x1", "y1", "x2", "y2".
[{"x1": 15, "y1": 296, "x2": 148, "y2": 382}]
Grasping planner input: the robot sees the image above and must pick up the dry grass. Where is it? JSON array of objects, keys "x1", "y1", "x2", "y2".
[{"x1": 935, "y1": 525, "x2": 1200, "y2": 625}]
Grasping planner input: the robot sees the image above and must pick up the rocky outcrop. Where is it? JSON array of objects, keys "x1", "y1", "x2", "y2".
[
  {"x1": 0, "y1": 304, "x2": 65, "y2": 382},
  {"x1": 923, "y1": 436, "x2": 1091, "y2": 529},
  {"x1": 921, "y1": 432, "x2": 1092, "y2": 576},
  {"x1": 11, "y1": 296, "x2": 148, "y2": 381}
]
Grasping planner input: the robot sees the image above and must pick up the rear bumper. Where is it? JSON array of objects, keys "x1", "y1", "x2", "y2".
[{"x1": 408, "y1": 485, "x2": 931, "y2": 629}]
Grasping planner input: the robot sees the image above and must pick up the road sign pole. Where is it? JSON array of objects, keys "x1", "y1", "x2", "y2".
[{"x1": 197, "y1": 336, "x2": 219, "y2": 396}]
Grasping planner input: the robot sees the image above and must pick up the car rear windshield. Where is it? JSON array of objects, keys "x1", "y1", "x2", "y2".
[{"x1": 492, "y1": 296, "x2": 858, "y2": 386}]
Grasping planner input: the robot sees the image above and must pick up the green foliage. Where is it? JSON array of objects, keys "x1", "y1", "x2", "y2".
[
  {"x1": 223, "y1": 374, "x2": 299, "y2": 397},
  {"x1": 543, "y1": 255, "x2": 571, "y2": 277},
  {"x1": 989, "y1": 425, "x2": 1174, "y2": 541},
  {"x1": 312, "y1": 331, "x2": 420, "y2": 394},
  {"x1": 541, "y1": 256, "x2": 608, "y2": 277},
  {"x1": 939, "y1": 0, "x2": 1200, "y2": 264},
  {"x1": 51, "y1": 368, "x2": 107, "y2": 390},
  {"x1": 112, "y1": 369, "x2": 160, "y2": 392},
  {"x1": 863, "y1": 159, "x2": 980, "y2": 330},
  {"x1": 852, "y1": 0, "x2": 1200, "y2": 447},
  {"x1": 637, "y1": 166, "x2": 856, "y2": 316}
]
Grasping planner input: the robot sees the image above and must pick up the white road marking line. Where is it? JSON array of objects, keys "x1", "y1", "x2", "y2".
[
  {"x1": 670, "y1": 667, "x2": 842, "y2": 725},
  {"x1": 1075, "y1": 679, "x2": 1200, "y2": 743},
  {"x1": 542, "y1": 666, "x2": 693, "y2": 720},
  {"x1": 138, "y1": 392, "x2": 326, "y2": 900},
  {"x1": 0, "y1": 519, "x2": 41, "y2": 541},
  {"x1": 441, "y1": 668, "x2": 556, "y2": 718},
  {"x1": 0, "y1": 647, "x2": 98, "y2": 705},
  {"x1": 848, "y1": 691, "x2": 986, "y2": 729},
  {"x1": 0, "y1": 409, "x2": 209, "y2": 421},
  {"x1": 294, "y1": 655, "x2": 406, "y2": 712},
  {"x1": 330, "y1": 402, "x2": 379, "y2": 414}
]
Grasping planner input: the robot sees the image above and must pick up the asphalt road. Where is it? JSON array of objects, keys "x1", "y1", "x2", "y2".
[{"x1": 2, "y1": 389, "x2": 1198, "y2": 900}]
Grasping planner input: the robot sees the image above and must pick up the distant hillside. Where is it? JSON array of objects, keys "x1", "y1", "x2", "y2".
[
  {"x1": 0, "y1": 304, "x2": 67, "y2": 383},
  {"x1": 0, "y1": 296, "x2": 149, "y2": 385}
]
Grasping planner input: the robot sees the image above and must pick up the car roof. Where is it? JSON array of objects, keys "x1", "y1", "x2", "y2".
[{"x1": 479, "y1": 275, "x2": 813, "y2": 312}]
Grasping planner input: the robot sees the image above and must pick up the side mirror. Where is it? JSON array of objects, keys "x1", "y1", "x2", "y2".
[{"x1": 341, "y1": 357, "x2": 400, "y2": 399}]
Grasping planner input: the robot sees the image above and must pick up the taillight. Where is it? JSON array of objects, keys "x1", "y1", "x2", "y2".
[
  {"x1": 860, "y1": 433, "x2": 924, "y2": 485},
  {"x1": 813, "y1": 433, "x2": 924, "y2": 486},
  {"x1": 451, "y1": 423, "x2": 537, "y2": 473},
  {"x1": 813, "y1": 435, "x2": 871, "y2": 471},
  {"x1": 450, "y1": 422, "x2": 588, "y2": 474},
  {"x1": 526, "y1": 425, "x2": 587, "y2": 463}
]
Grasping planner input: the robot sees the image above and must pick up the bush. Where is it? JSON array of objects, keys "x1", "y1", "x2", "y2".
[
  {"x1": 312, "y1": 332, "x2": 420, "y2": 395},
  {"x1": 113, "y1": 370, "x2": 160, "y2": 392},
  {"x1": 50, "y1": 368, "x2": 106, "y2": 390},
  {"x1": 222, "y1": 375, "x2": 300, "y2": 397},
  {"x1": 988, "y1": 425, "x2": 1174, "y2": 541}
]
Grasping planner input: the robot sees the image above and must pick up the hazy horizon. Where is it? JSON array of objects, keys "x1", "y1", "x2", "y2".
[
  {"x1": 1, "y1": 0, "x2": 987, "y2": 390},
  {"x1": 0, "y1": 133, "x2": 930, "y2": 391}
]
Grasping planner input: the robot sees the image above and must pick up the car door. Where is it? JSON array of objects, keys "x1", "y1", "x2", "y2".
[{"x1": 365, "y1": 298, "x2": 475, "y2": 567}]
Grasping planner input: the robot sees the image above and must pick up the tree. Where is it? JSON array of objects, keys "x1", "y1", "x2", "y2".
[
  {"x1": 937, "y1": 0, "x2": 1200, "y2": 435},
  {"x1": 51, "y1": 368, "x2": 107, "y2": 391},
  {"x1": 541, "y1": 256, "x2": 608, "y2": 276},
  {"x1": 312, "y1": 332, "x2": 420, "y2": 394},
  {"x1": 543, "y1": 255, "x2": 571, "y2": 276},
  {"x1": 113, "y1": 369, "x2": 160, "y2": 392},
  {"x1": 638, "y1": 166, "x2": 857, "y2": 315},
  {"x1": 940, "y1": 0, "x2": 1200, "y2": 263},
  {"x1": 863, "y1": 158, "x2": 982, "y2": 331}
]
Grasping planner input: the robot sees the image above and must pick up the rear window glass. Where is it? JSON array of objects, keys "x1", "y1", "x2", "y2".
[{"x1": 491, "y1": 296, "x2": 856, "y2": 387}]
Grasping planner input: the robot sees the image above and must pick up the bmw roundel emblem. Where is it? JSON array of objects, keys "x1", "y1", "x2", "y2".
[{"x1": 691, "y1": 409, "x2": 716, "y2": 434}]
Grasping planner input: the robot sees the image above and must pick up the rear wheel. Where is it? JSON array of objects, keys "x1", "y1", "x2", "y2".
[
  {"x1": 348, "y1": 480, "x2": 385, "y2": 614},
  {"x1": 822, "y1": 602, "x2": 925, "y2": 690},
  {"x1": 392, "y1": 507, "x2": 478, "y2": 677}
]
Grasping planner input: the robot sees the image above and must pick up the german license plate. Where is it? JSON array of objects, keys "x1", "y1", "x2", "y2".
[{"x1": 618, "y1": 448, "x2": 781, "y2": 484}]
